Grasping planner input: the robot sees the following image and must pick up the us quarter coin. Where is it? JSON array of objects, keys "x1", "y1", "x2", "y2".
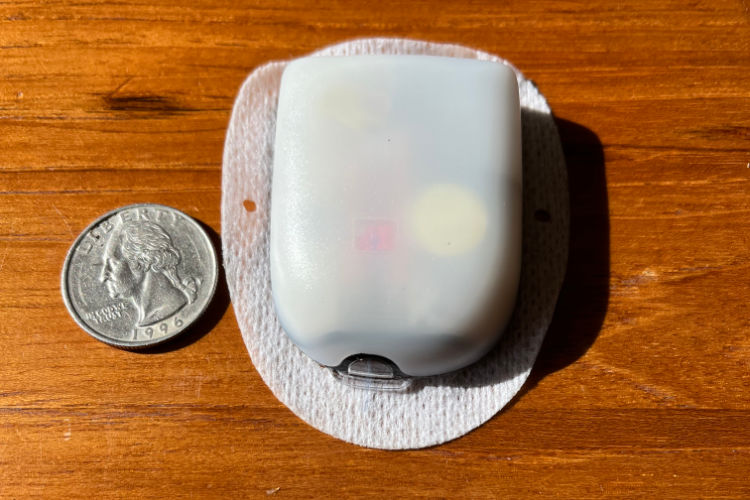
[{"x1": 61, "y1": 204, "x2": 219, "y2": 348}]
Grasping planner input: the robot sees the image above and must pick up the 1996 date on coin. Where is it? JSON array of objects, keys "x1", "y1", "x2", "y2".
[{"x1": 61, "y1": 204, "x2": 218, "y2": 348}]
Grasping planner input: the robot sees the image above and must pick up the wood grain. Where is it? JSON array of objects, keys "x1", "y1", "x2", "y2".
[{"x1": 1, "y1": 0, "x2": 748, "y2": 497}]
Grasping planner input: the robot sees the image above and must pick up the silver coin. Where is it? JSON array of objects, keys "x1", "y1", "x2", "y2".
[{"x1": 61, "y1": 204, "x2": 218, "y2": 348}]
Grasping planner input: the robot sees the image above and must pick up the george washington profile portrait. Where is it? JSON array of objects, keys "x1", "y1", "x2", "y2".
[{"x1": 99, "y1": 220, "x2": 198, "y2": 327}]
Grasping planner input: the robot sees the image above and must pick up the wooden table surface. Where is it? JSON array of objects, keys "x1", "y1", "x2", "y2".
[{"x1": 1, "y1": 0, "x2": 748, "y2": 497}]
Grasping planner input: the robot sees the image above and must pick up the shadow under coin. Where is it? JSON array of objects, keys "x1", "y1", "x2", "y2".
[{"x1": 138, "y1": 221, "x2": 231, "y2": 354}]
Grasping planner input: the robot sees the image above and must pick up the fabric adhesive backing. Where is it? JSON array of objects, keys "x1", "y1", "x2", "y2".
[{"x1": 221, "y1": 38, "x2": 569, "y2": 449}]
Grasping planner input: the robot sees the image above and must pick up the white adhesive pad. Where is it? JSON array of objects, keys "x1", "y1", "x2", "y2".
[{"x1": 222, "y1": 38, "x2": 568, "y2": 449}]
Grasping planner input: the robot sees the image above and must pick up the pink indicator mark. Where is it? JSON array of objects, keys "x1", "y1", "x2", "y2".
[{"x1": 355, "y1": 220, "x2": 396, "y2": 252}]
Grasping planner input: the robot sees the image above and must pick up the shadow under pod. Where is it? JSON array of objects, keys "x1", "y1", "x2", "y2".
[{"x1": 410, "y1": 112, "x2": 608, "y2": 394}]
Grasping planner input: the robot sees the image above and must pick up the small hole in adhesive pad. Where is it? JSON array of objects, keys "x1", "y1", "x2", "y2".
[
  {"x1": 534, "y1": 209, "x2": 551, "y2": 222},
  {"x1": 243, "y1": 200, "x2": 257, "y2": 212}
]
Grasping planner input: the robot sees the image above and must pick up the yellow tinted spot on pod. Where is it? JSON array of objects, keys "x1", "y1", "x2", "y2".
[
  {"x1": 318, "y1": 84, "x2": 389, "y2": 130},
  {"x1": 410, "y1": 184, "x2": 487, "y2": 256}
]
